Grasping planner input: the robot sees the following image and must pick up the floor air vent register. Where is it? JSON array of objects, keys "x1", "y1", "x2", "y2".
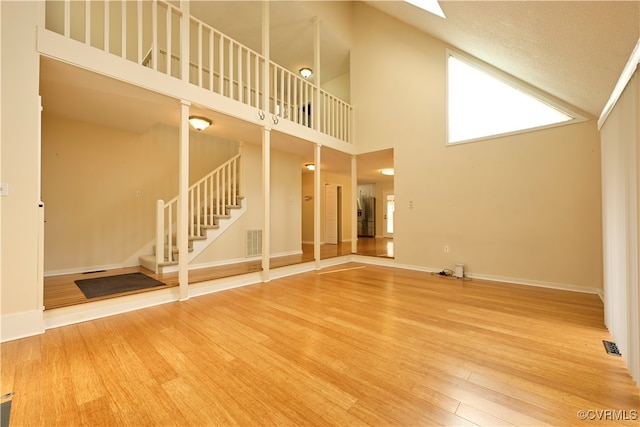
[{"x1": 602, "y1": 340, "x2": 622, "y2": 356}]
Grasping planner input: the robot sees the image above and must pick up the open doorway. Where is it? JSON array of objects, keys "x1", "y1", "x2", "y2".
[
  {"x1": 325, "y1": 183, "x2": 342, "y2": 244},
  {"x1": 383, "y1": 190, "x2": 394, "y2": 238},
  {"x1": 356, "y1": 149, "x2": 394, "y2": 258}
]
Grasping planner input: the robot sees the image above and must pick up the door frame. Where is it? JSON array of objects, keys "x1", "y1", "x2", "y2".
[
  {"x1": 383, "y1": 189, "x2": 394, "y2": 238},
  {"x1": 324, "y1": 183, "x2": 342, "y2": 244}
]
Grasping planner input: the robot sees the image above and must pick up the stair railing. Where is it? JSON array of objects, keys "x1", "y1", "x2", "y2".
[{"x1": 156, "y1": 153, "x2": 241, "y2": 266}]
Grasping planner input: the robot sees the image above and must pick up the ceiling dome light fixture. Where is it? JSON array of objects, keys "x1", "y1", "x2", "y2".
[
  {"x1": 305, "y1": 163, "x2": 316, "y2": 171},
  {"x1": 380, "y1": 168, "x2": 395, "y2": 176},
  {"x1": 299, "y1": 68, "x2": 313, "y2": 79},
  {"x1": 188, "y1": 115, "x2": 212, "y2": 131}
]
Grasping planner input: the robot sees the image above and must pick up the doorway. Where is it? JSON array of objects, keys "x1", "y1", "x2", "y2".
[
  {"x1": 383, "y1": 191, "x2": 394, "y2": 238},
  {"x1": 325, "y1": 183, "x2": 342, "y2": 244}
]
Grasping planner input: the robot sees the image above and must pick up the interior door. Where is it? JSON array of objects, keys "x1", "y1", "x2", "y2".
[
  {"x1": 325, "y1": 183, "x2": 338, "y2": 244},
  {"x1": 383, "y1": 191, "x2": 394, "y2": 238}
]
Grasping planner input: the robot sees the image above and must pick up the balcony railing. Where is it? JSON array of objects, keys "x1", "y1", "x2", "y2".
[{"x1": 45, "y1": 0, "x2": 353, "y2": 144}]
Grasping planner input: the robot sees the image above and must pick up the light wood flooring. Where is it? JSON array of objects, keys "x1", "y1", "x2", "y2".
[
  {"x1": 3, "y1": 263, "x2": 638, "y2": 426},
  {"x1": 43, "y1": 238, "x2": 393, "y2": 310}
]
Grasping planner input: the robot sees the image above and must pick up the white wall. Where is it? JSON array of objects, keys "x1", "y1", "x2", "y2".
[
  {"x1": 351, "y1": 3, "x2": 603, "y2": 291},
  {"x1": 302, "y1": 169, "x2": 353, "y2": 244},
  {"x1": 42, "y1": 116, "x2": 239, "y2": 274},
  {"x1": 192, "y1": 142, "x2": 303, "y2": 265},
  {"x1": 600, "y1": 69, "x2": 640, "y2": 388},
  {"x1": 1, "y1": 1, "x2": 44, "y2": 340}
]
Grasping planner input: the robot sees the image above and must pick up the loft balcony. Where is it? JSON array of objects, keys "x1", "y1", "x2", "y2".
[{"x1": 41, "y1": 0, "x2": 353, "y2": 147}]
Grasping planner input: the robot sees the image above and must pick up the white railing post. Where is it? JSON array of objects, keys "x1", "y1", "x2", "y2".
[
  {"x1": 261, "y1": 1, "x2": 269, "y2": 113},
  {"x1": 85, "y1": 0, "x2": 91, "y2": 46},
  {"x1": 197, "y1": 22, "x2": 203, "y2": 86},
  {"x1": 137, "y1": 0, "x2": 142, "y2": 64},
  {"x1": 104, "y1": 0, "x2": 110, "y2": 53},
  {"x1": 121, "y1": 0, "x2": 127, "y2": 59},
  {"x1": 189, "y1": 186, "x2": 194, "y2": 237},
  {"x1": 209, "y1": 29, "x2": 214, "y2": 90},
  {"x1": 156, "y1": 199, "x2": 165, "y2": 272},
  {"x1": 196, "y1": 185, "x2": 201, "y2": 236},
  {"x1": 64, "y1": 0, "x2": 70, "y2": 37},
  {"x1": 216, "y1": 170, "x2": 221, "y2": 215},
  {"x1": 167, "y1": 204, "x2": 173, "y2": 262},
  {"x1": 166, "y1": 3, "x2": 172, "y2": 75},
  {"x1": 180, "y1": 1, "x2": 189, "y2": 81},
  {"x1": 237, "y1": 45, "x2": 243, "y2": 103},
  {"x1": 152, "y1": 0, "x2": 158, "y2": 70},
  {"x1": 208, "y1": 175, "x2": 214, "y2": 225}
]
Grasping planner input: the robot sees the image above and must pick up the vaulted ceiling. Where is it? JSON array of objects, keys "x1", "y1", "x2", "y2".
[
  {"x1": 367, "y1": 0, "x2": 640, "y2": 118},
  {"x1": 40, "y1": 1, "x2": 640, "y2": 180},
  {"x1": 192, "y1": 0, "x2": 640, "y2": 118}
]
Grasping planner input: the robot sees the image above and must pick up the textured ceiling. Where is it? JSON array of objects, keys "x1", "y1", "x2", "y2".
[{"x1": 367, "y1": 0, "x2": 640, "y2": 117}]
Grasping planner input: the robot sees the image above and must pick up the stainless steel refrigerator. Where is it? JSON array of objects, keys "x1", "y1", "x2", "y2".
[{"x1": 357, "y1": 196, "x2": 376, "y2": 237}]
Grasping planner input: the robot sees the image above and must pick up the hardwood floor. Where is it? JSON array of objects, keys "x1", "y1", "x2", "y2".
[
  {"x1": 3, "y1": 263, "x2": 638, "y2": 426},
  {"x1": 43, "y1": 238, "x2": 393, "y2": 310}
]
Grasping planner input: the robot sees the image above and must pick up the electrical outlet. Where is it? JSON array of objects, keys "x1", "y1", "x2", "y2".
[{"x1": 444, "y1": 245, "x2": 449, "y2": 253}]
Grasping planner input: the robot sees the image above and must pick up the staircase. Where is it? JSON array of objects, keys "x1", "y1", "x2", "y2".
[{"x1": 139, "y1": 154, "x2": 245, "y2": 273}]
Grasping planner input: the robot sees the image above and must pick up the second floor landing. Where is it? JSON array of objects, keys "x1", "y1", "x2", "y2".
[{"x1": 39, "y1": 0, "x2": 355, "y2": 155}]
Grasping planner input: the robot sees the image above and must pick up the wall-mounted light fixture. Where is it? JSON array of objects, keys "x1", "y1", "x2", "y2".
[
  {"x1": 299, "y1": 68, "x2": 313, "y2": 79},
  {"x1": 380, "y1": 168, "x2": 395, "y2": 176},
  {"x1": 188, "y1": 115, "x2": 212, "y2": 131},
  {"x1": 305, "y1": 163, "x2": 316, "y2": 171}
]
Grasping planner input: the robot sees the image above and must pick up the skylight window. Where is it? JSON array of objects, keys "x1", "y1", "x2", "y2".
[
  {"x1": 447, "y1": 52, "x2": 577, "y2": 144},
  {"x1": 404, "y1": 0, "x2": 446, "y2": 19}
]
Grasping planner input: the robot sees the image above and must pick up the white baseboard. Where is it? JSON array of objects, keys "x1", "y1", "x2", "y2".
[
  {"x1": 465, "y1": 272, "x2": 602, "y2": 295},
  {"x1": 188, "y1": 272, "x2": 263, "y2": 298},
  {"x1": 359, "y1": 256, "x2": 602, "y2": 295},
  {"x1": 1, "y1": 309, "x2": 44, "y2": 342},
  {"x1": 43, "y1": 288, "x2": 180, "y2": 330},
  {"x1": 269, "y1": 261, "x2": 317, "y2": 280},
  {"x1": 353, "y1": 255, "x2": 398, "y2": 268},
  {"x1": 44, "y1": 260, "x2": 140, "y2": 277}
]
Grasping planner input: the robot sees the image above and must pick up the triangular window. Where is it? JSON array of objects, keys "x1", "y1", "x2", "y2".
[{"x1": 447, "y1": 52, "x2": 580, "y2": 144}]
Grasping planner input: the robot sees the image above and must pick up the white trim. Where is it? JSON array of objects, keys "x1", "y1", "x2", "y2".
[
  {"x1": 598, "y1": 37, "x2": 640, "y2": 130},
  {"x1": 1, "y1": 309, "x2": 44, "y2": 343},
  {"x1": 45, "y1": 249, "x2": 305, "y2": 278},
  {"x1": 45, "y1": 261, "x2": 141, "y2": 277},
  {"x1": 44, "y1": 287, "x2": 180, "y2": 330},
  {"x1": 445, "y1": 48, "x2": 588, "y2": 146},
  {"x1": 188, "y1": 272, "x2": 263, "y2": 298},
  {"x1": 354, "y1": 256, "x2": 603, "y2": 295},
  {"x1": 464, "y1": 272, "x2": 602, "y2": 295}
]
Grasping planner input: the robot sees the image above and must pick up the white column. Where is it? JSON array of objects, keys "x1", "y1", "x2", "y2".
[
  {"x1": 261, "y1": 1, "x2": 270, "y2": 114},
  {"x1": 313, "y1": 16, "x2": 321, "y2": 130},
  {"x1": 178, "y1": 100, "x2": 190, "y2": 300},
  {"x1": 37, "y1": 97, "x2": 44, "y2": 311},
  {"x1": 262, "y1": 127, "x2": 271, "y2": 281},
  {"x1": 180, "y1": 0, "x2": 190, "y2": 81},
  {"x1": 314, "y1": 143, "x2": 321, "y2": 267},
  {"x1": 351, "y1": 155, "x2": 358, "y2": 254}
]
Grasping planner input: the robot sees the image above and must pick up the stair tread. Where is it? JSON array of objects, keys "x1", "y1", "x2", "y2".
[{"x1": 141, "y1": 192, "x2": 244, "y2": 273}]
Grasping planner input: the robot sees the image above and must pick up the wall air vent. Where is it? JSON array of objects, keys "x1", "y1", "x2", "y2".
[{"x1": 246, "y1": 229, "x2": 262, "y2": 257}]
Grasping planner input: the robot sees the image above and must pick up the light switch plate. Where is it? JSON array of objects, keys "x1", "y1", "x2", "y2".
[{"x1": 0, "y1": 182, "x2": 8, "y2": 196}]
